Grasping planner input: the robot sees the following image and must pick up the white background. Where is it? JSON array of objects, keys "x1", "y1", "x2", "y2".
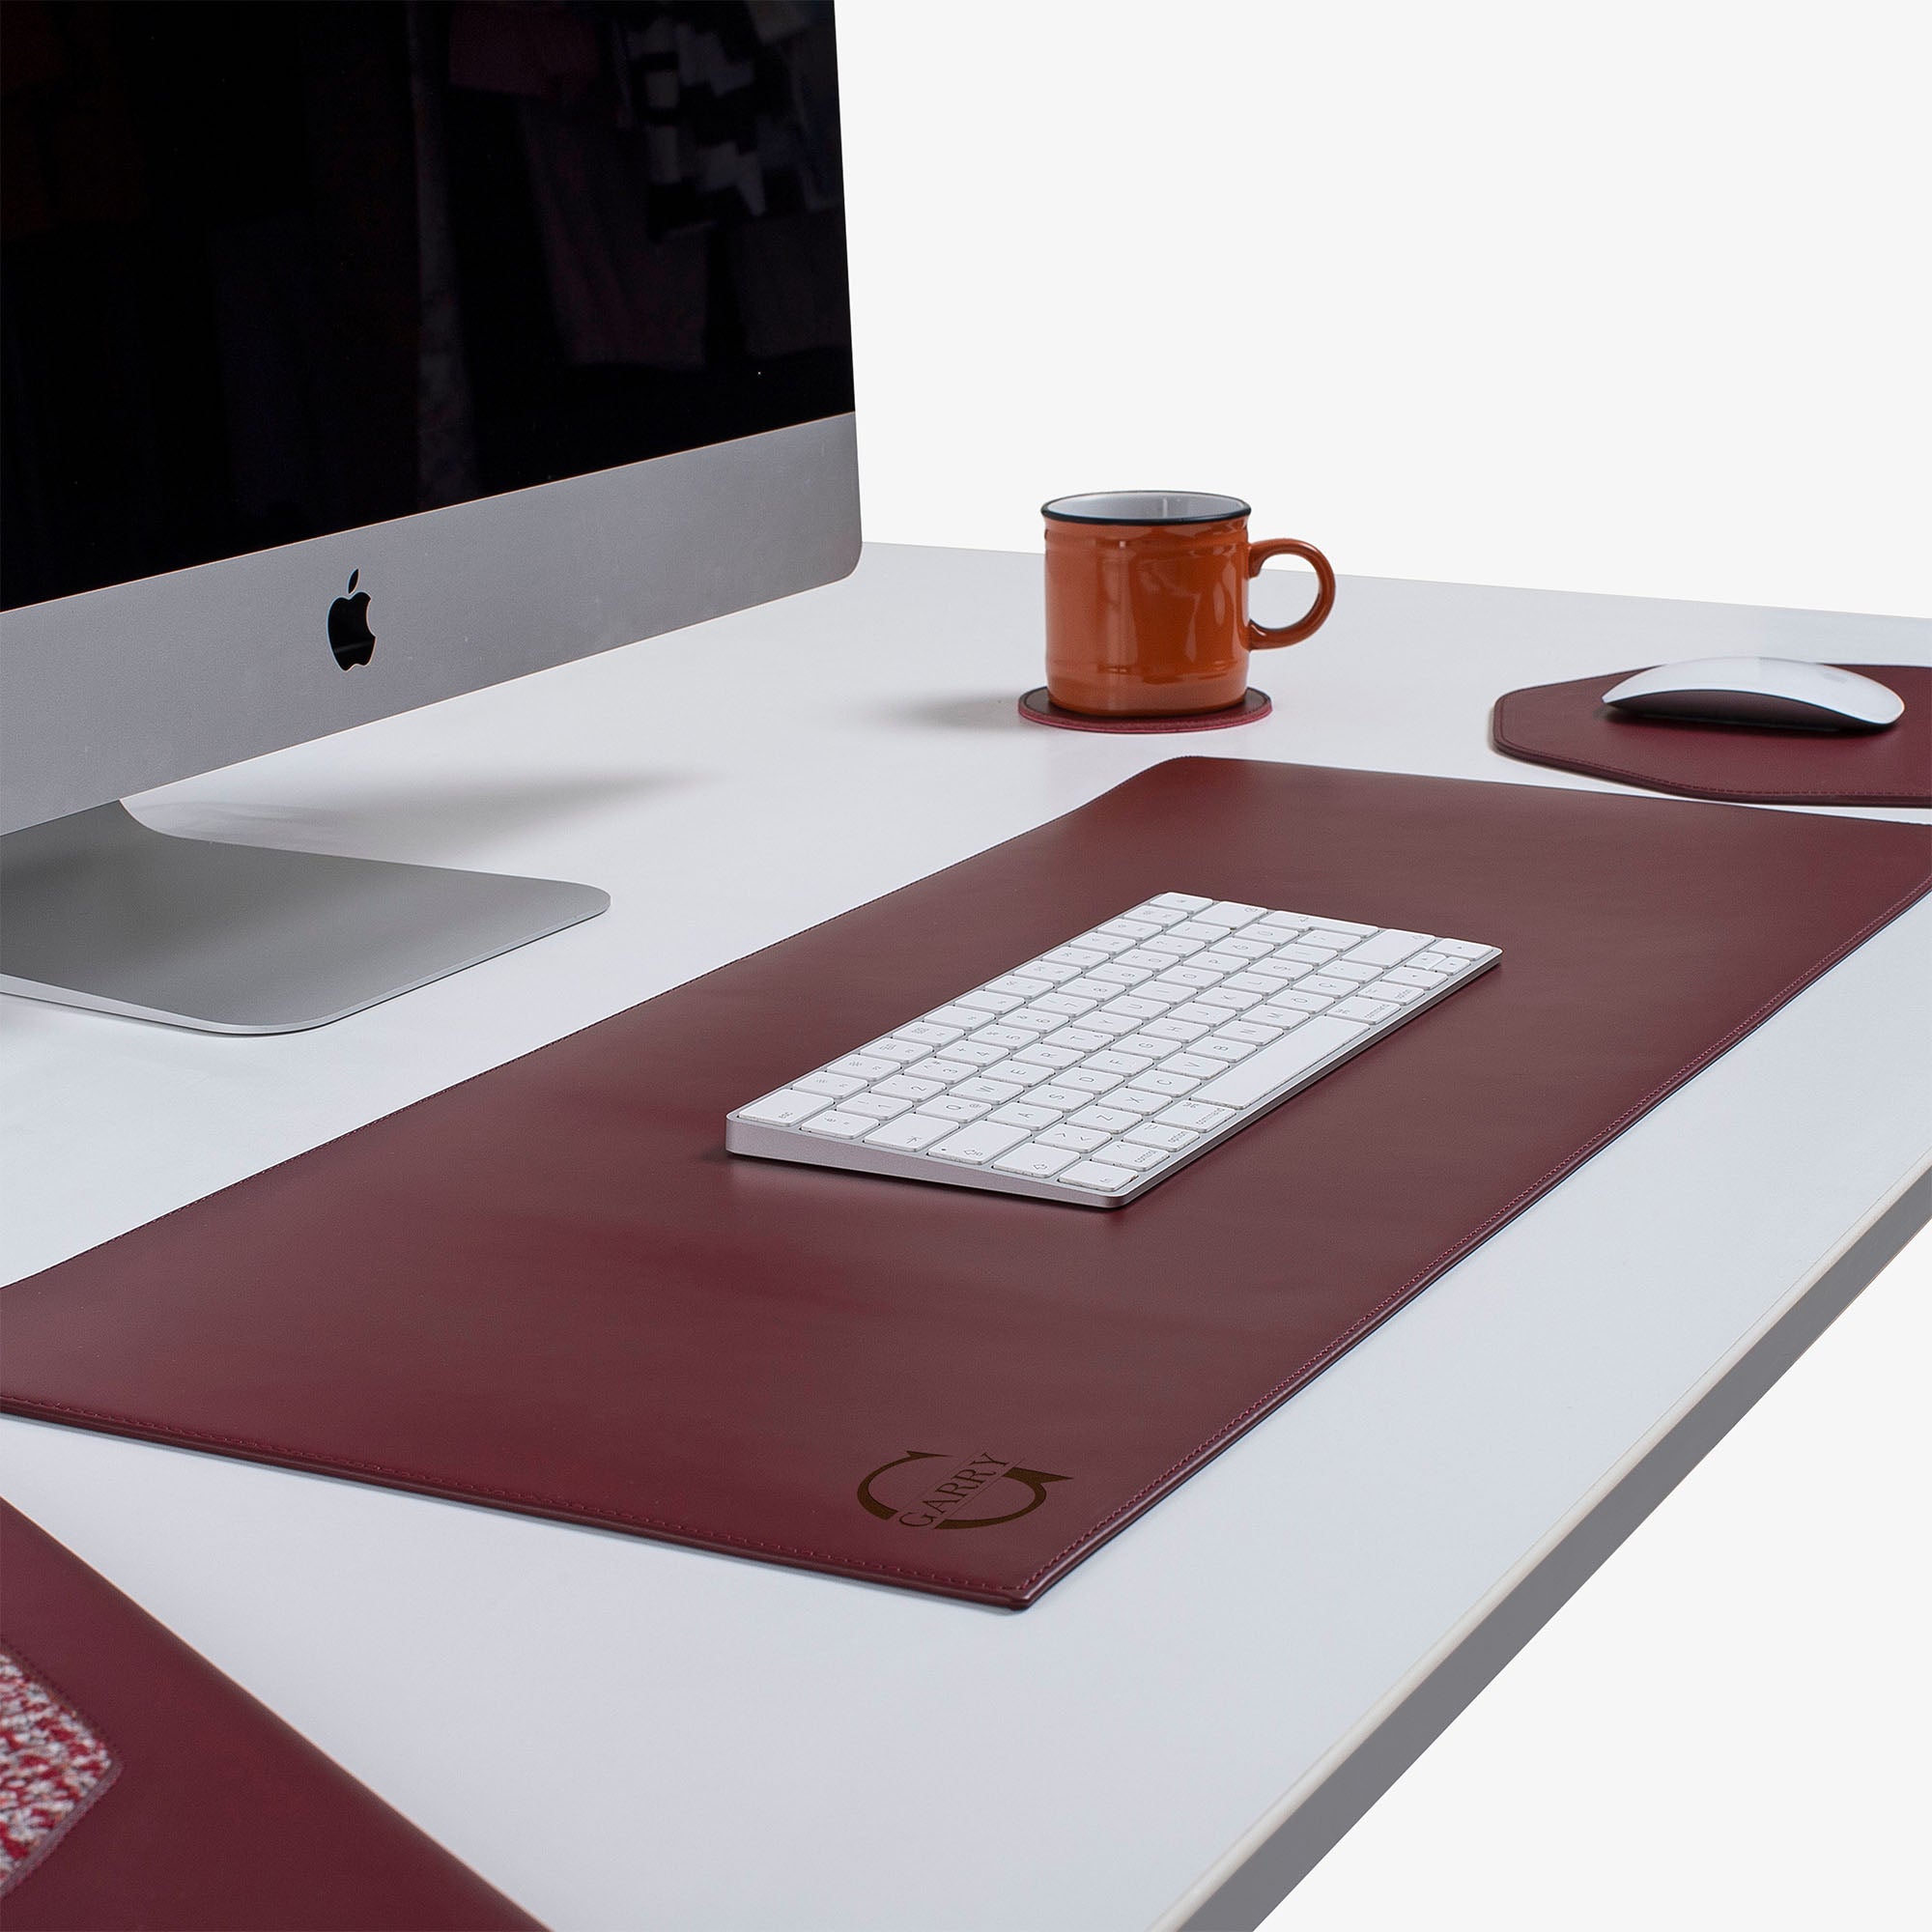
[{"x1": 837, "y1": 4, "x2": 1929, "y2": 1927}]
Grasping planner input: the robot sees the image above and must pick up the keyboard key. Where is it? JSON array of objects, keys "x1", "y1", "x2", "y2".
[
  {"x1": 1154, "y1": 965, "x2": 1220, "y2": 988},
  {"x1": 1382, "y1": 966, "x2": 1448, "y2": 988},
  {"x1": 956, "y1": 989, "x2": 1023, "y2": 1014},
  {"x1": 1190, "y1": 1014, "x2": 1370, "y2": 1106},
  {"x1": 952, "y1": 1077, "x2": 1025, "y2": 1102},
  {"x1": 1253, "y1": 995, "x2": 1327, "y2": 1019},
  {"x1": 1159, "y1": 1053, "x2": 1225, "y2": 1078},
  {"x1": 1105, "y1": 1087, "x2": 1171, "y2": 1114},
  {"x1": 840, "y1": 1091, "x2": 912, "y2": 1119},
  {"x1": 894, "y1": 1021, "x2": 965, "y2": 1045},
  {"x1": 829, "y1": 1053, "x2": 897, "y2": 1080},
  {"x1": 1141, "y1": 1016, "x2": 1208, "y2": 1042},
  {"x1": 1432, "y1": 938, "x2": 1491, "y2": 959},
  {"x1": 1366, "y1": 980, "x2": 1423, "y2": 1003},
  {"x1": 1342, "y1": 928, "x2": 1434, "y2": 968},
  {"x1": 796, "y1": 1069, "x2": 866, "y2": 1098},
  {"x1": 737, "y1": 1088, "x2": 832, "y2": 1125},
  {"x1": 1216, "y1": 1020, "x2": 1284, "y2": 1043},
  {"x1": 1068, "y1": 1104, "x2": 1139, "y2": 1131},
  {"x1": 1055, "y1": 1067, "x2": 1123, "y2": 1094},
  {"x1": 946, "y1": 1040, "x2": 1012, "y2": 1065},
  {"x1": 1064, "y1": 975, "x2": 1133, "y2": 1001},
  {"x1": 1094, "y1": 1141, "x2": 1166, "y2": 1171},
  {"x1": 1321, "y1": 961, "x2": 1381, "y2": 982},
  {"x1": 1079, "y1": 1009, "x2": 1144, "y2": 1036},
  {"x1": 1029, "y1": 1083, "x2": 1099, "y2": 1111},
  {"x1": 1330, "y1": 996, "x2": 1401, "y2": 1021},
  {"x1": 1037, "y1": 1123, "x2": 1109, "y2": 1151},
  {"x1": 1204, "y1": 901, "x2": 1266, "y2": 926},
  {"x1": 1221, "y1": 966, "x2": 1283, "y2": 997},
  {"x1": 1046, "y1": 1026, "x2": 1112, "y2": 1051},
  {"x1": 924, "y1": 1005, "x2": 992, "y2": 1031},
  {"x1": 1084, "y1": 1051, "x2": 1153, "y2": 1075},
  {"x1": 1096, "y1": 917, "x2": 1161, "y2": 939},
  {"x1": 873, "y1": 1074, "x2": 945, "y2": 1099},
  {"x1": 979, "y1": 1059, "x2": 1055, "y2": 1087},
  {"x1": 867, "y1": 1037, "x2": 935, "y2": 1063},
  {"x1": 1157, "y1": 1101, "x2": 1236, "y2": 1130},
  {"x1": 992, "y1": 1143, "x2": 1083, "y2": 1178},
  {"x1": 1030, "y1": 992, "x2": 1097, "y2": 1016},
  {"x1": 1143, "y1": 934, "x2": 1206, "y2": 957},
  {"x1": 865, "y1": 1114, "x2": 955, "y2": 1151},
  {"x1": 1269, "y1": 943, "x2": 1336, "y2": 964},
  {"x1": 985, "y1": 973, "x2": 1055, "y2": 998},
  {"x1": 1001, "y1": 1008, "x2": 1061, "y2": 1032},
  {"x1": 1086, "y1": 963, "x2": 1151, "y2": 985},
  {"x1": 1253, "y1": 912, "x2": 1314, "y2": 933},
  {"x1": 1125, "y1": 1122, "x2": 1198, "y2": 1151},
  {"x1": 1170, "y1": 1000, "x2": 1236, "y2": 1027},
  {"x1": 1295, "y1": 976, "x2": 1356, "y2": 997},
  {"x1": 1197, "y1": 987, "x2": 1261, "y2": 1010},
  {"x1": 1101, "y1": 996, "x2": 1170, "y2": 1020},
  {"x1": 1117, "y1": 947, "x2": 1179, "y2": 970},
  {"x1": 803, "y1": 1110, "x2": 878, "y2": 1139},
  {"x1": 930, "y1": 1122, "x2": 1032, "y2": 1164},
  {"x1": 1191, "y1": 1036, "x2": 1257, "y2": 1062},
  {"x1": 1306, "y1": 918, "x2": 1378, "y2": 936},
  {"x1": 1130, "y1": 1070, "x2": 1200, "y2": 1096},
  {"x1": 1168, "y1": 920, "x2": 1233, "y2": 941},
  {"x1": 1016, "y1": 959, "x2": 1082, "y2": 982},
  {"x1": 1192, "y1": 951, "x2": 1257, "y2": 974},
  {"x1": 1301, "y1": 930, "x2": 1364, "y2": 952},
  {"x1": 1151, "y1": 893, "x2": 1213, "y2": 910},
  {"x1": 1213, "y1": 935, "x2": 1274, "y2": 958},
  {"x1": 1015, "y1": 1042, "x2": 1081, "y2": 1068},
  {"x1": 969, "y1": 1024, "x2": 1036, "y2": 1048},
  {"x1": 1059, "y1": 1161, "x2": 1139, "y2": 1192},
  {"x1": 918, "y1": 1095, "x2": 991, "y2": 1122},
  {"x1": 906, "y1": 1057, "x2": 978, "y2": 1082},
  {"x1": 990, "y1": 1101, "x2": 1064, "y2": 1128},
  {"x1": 1043, "y1": 944, "x2": 1110, "y2": 967},
  {"x1": 1406, "y1": 952, "x2": 1454, "y2": 972}
]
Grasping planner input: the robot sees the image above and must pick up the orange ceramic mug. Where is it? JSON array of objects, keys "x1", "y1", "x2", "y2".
[{"x1": 1042, "y1": 492, "x2": 1336, "y2": 717}]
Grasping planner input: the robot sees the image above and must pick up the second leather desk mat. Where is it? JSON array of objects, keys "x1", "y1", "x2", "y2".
[{"x1": 6, "y1": 760, "x2": 1928, "y2": 1608}]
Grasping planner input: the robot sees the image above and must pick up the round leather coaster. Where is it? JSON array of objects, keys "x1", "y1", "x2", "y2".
[
  {"x1": 1017, "y1": 687, "x2": 1271, "y2": 733},
  {"x1": 1491, "y1": 666, "x2": 1931, "y2": 808}
]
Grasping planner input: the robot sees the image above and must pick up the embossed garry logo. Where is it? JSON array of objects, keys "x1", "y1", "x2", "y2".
[{"x1": 857, "y1": 1450, "x2": 1069, "y2": 1531}]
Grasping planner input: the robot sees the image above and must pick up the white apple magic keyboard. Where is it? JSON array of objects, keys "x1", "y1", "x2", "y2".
[{"x1": 725, "y1": 893, "x2": 1500, "y2": 1208}]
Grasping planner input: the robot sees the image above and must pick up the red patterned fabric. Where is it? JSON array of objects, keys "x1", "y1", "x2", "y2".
[{"x1": 0, "y1": 1646, "x2": 117, "y2": 1896}]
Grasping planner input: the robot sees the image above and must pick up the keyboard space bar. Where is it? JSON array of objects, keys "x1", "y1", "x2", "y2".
[{"x1": 1191, "y1": 1015, "x2": 1371, "y2": 1107}]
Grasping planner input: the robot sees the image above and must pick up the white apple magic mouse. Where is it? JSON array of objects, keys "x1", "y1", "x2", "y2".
[{"x1": 1601, "y1": 657, "x2": 1905, "y2": 731}]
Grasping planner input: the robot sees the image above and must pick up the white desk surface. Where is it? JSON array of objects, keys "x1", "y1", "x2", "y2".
[{"x1": 3, "y1": 546, "x2": 1928, "y2": 1930}]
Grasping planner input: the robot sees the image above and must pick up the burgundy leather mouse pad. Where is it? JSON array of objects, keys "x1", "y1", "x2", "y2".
[
  {"x1": 4, "y1": 762, "x2": 1928, "y2": 1609},
  {"x1": 0, "y1": 1501, "x2": 541, "y2": 1930},
  {"x1": 1492, "y1": 665, "x2": 1932, "y2": 806}
]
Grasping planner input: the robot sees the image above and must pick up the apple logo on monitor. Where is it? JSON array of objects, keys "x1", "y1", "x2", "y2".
[{"x1": 327, "y1": 571, "x2": 376, "y2": 669}]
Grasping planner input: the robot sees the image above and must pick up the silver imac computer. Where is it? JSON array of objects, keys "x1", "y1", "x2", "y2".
[{"x1": 0, "y1": 0, "x2": 858, "y2": 1031}]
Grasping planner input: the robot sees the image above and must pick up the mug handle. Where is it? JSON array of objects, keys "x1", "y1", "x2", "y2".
[{"x1": 1245, "y1": 538, "x2": 1337, "y2": 649}]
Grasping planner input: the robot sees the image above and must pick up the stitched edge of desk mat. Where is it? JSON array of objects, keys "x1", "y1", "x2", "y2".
[
  {"x1": 0, "y1": 1502, "x2": 545, "y2": 1930},
  {"x1": 4, "y1": 760, "x2": 1928, "y2": 1610},
  {"x1": 1491, "y1": 665, "x2": 1932, "y2": 806}
]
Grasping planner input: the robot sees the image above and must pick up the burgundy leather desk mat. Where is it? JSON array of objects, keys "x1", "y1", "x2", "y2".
[
  {"x1": 3, "y1": 761, "x2": 1928, "y2": 1611},
  {"x1": 0, "y1": 1501, "x2": 541, "y2": 1931},
  {"x1": 1492, "y1": 665, "x2": 1932, "y2": 806}
]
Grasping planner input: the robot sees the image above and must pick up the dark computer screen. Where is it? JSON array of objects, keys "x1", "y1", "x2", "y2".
[{"x1": 1, "y1": 0, "x2": 853, "y2": 611}]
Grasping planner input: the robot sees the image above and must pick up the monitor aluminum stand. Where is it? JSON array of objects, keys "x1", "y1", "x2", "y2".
[{"x1": 0, "y1": 803, "x2": 608, "y2": 1034}]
